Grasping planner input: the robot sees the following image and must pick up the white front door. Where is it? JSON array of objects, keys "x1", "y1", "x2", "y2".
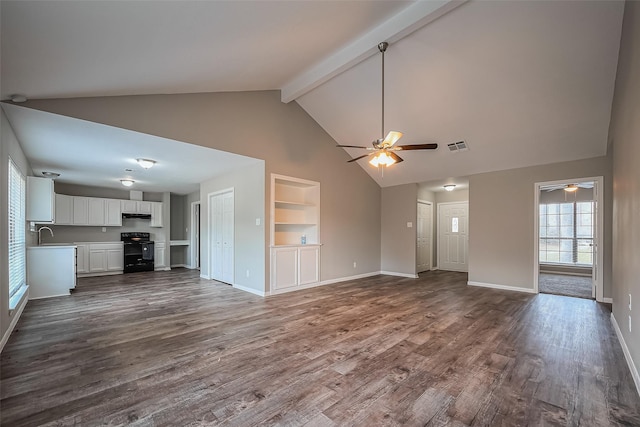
[
  {"x1": 438, "y1": 202, "x2": 469, "y2": 272},
  {"x1": 209, "y1": 189, "x2": 234, "y2": 284},
  {"x1": 417, "y1": 201, "x2": 433, "y2": 273}
]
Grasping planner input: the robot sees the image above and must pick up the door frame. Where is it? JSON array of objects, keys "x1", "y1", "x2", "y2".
[
  {"x1": 190, "y1": 201, "x2": 200, "y2": 270},
  {"x1": 417, "y1": 200, "x2": 434, "y2": 273},
  {"x1": 533, "y1": 176, "x2": 604, "y2": 302},
  {"x1": 437, "y1": 201, "x2": 469, "y2": 272},
  {"x1": 207, "y1": 188, "x2": 234, "y2": 283}
]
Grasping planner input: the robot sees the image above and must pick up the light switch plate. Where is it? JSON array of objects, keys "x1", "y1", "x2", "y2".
[
  {"x1": 407, "y1": 222, "x2": 413, "y2": 228},
  {"x1": 256, "y1": 218, "x2": 261, "y2": 226}
]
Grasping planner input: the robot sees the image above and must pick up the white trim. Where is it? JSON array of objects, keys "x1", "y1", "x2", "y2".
[
  {"x1": 320, "y1": 271, "x2": 382, "y2": 286},
  {"x1": 190, "y1": 201, "x2": 200, "y2": 270},
  {"x1": 154, "y1": 267, "x2": 171, "y2": 272},
  {"x1": 170, "y1": 264, "x2": 188, "y2": 269},
  {"x1": 268, "y1": 271, "x2": 386, "y2": 296},
  {"x1": 233, "y1": 284, "x2": 266, "y2": 297},
  {"x1": 200, "y1": 273, "x2": 210, "y2": 279},
  {"x1": 611, "y1": 313, "x2": 640, "y2": 397},
  {"x1": 538, "y1": 270, "x2": 592, "y2": 278},
  {"x1": 29, "y1": 293, "x2": 70, "y2": 300},
  {"x1": 437, "y1": 201, "x2": 469, "y2": 273},
  {"x1": 1, "y1": 291, "x2": 29, "y2": 353},
  {"x1": 603, "y1": 297, "x2": 613, "y2": 304},
  {"x1": 77, "y1": 271, "x2": 122, "y2": 278},
  {"x1": 207, "y1": 188, "x2": 235, "y2": 285},
  {"x1": 534, "y1": 176, "x2": 604, "y2": 302},
  {"x1": 468, "y1": 281, "x2": 537, "y2": 294},
  {"x1": 380, "y1": 271, "x2": 418, "y2": 279},
  {"x1": 417, "y1": 200, "x2": 434, "y2": 273}
]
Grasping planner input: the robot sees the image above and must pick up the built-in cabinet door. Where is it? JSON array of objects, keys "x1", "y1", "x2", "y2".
[
  {"x1": 73, "y1": 197, "x2": 89, "y2": 225},
  {"x1": 76, "y1": 244, "x2": 89, "y2": 274},
  {"x1": 154, "y1": 242, "x2": 166, "y2": 270},
  {"x1": 272, "y1": 247, "x2": 298, "y2": 290},
  {"x1": 209, "y1": 190, "x2": 234, "y2": 284},
  {"x1": 89, "y1": 248, "x2": 107, "y2": 272},
  {"x1": 26, "y1": 177, "x2": 55, "y2": 223},
  {"x1": 150, "y1": 202, "x2": 163, "y2": 227},
  {"x1": 298, "y1": 246, "x2": 320, "y2": 285},
  {"x1": 106, "y1": 248, "x2": 124, "y2": 271},
  {"x1": 138, "y1": 201, "x2": 152, "y2": 214},
  {"x1": 88, "y1": 198, "x2": 105, "y2": 225},
  {"x1": 55, "y1": 194, "x2": 73, "y2": 225},
  {"x1": 104, "y1": 199, "x2": 122, "y2": 226},
  {"x1": 121, "y1": 200, "x2": 137, "y2": 214}
]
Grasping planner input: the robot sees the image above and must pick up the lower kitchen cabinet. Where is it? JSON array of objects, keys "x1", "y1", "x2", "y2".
[
  {"x1": 27, "y1": 245, "x2": 76, "y2": 299},
  {"x1": 154, "y1": 242, "x2": 168, "y2": 270},
  {"x1": 271, "y1": 245, "x2": 320, "y2": 293},
  {"x1": 76, "y1": 242, "x2": 124, "y2": 277}
]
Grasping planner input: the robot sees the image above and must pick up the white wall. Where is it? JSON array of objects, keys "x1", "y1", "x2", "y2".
[
  {"x1": 0, "y1": 108, "x2": 32, "y2": 350},
  {"x1": 609, "y1": 0, "x2": 640, "y2": 389}
]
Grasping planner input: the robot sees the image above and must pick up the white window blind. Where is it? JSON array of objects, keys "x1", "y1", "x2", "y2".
[{"x1": 8, "y1": 158, "x2": 26, "y2": 299}]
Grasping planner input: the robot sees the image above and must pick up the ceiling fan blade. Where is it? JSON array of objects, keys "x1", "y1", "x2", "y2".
[
  {"x1": 336, "y1": 144, "x2": 371, "y2": 149},
  {"x1": 381, "y1": 131, "x2": 403, "y2": 147},
  {"x1": 388, "y1": 151, "x2": 404, "y2": 163},
  {"x1": 347, "y1": 153, "x2": 376, "y2": 163},
  {"x1": 395, "y1": 143, "x2": 438, "y2": 151}
]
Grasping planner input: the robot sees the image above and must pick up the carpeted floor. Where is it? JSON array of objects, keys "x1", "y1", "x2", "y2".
[{"x1": 539, "y1": 273, "x2": 593, "y2": 299}]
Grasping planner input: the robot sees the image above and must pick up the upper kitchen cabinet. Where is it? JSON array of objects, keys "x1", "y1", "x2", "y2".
[
  {"x1": 58, "y1": 195, "x2": 122, "y2": 226},
  {"x1": 121, "y1": 200, "x2": 152, "y2": 215},
  {"x1": 26, "y1": 176, "x2": 55, "y2": 223},
  {"x1": 150, "y1": 202, "x2": 163, "y2": 227},
  {"x1": 54, "y1": 194, "x2": 73, "y2": 225}
]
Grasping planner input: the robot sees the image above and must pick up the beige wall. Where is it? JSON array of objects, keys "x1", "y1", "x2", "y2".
[
  {"x1": 0, "y1": 109, "x2": 32, "y2": 349},
  {"x1": 469, "y1": 155, "x2": 612, "y2": 295},
  {"x1": 18, "y1": 91, "x2": 383, "y2": 291},
  {"x1": 609, "y1": 0, "x2": 640, "y2": 381},
  {"x1": 381, "y1": 184, "x2": 418, "y2": 276}
]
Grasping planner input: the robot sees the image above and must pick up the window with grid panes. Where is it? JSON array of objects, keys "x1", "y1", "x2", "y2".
[{"x1": 539, "y1": 201, "x2": 593, "y2": 265}]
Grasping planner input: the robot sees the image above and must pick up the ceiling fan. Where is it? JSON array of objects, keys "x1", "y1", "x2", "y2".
[
  {"x1": 542, "y1": 182, "x2": 594, "y2": 192},
  {"x1": 337, "y1": 41, "x2": 439, "y2": 168}
]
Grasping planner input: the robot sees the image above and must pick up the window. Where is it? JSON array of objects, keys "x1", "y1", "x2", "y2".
[
  {"x1": 539, "y1": 201, "x2": 593, "y2": 265},
  {"x1": 8, "y1": 158, "x2": 26, "y2": 303}
]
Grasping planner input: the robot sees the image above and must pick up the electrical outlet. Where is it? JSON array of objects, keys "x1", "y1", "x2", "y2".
[
  {"x1": 246, "y1": 269, "x2": 250, "y2": 278},
  {"x1": 629, "y1": 315, "x2": 632, "y2": 333},
  {"x1": 101, "y1": 227, "x2": 106, "y2": 232},
  {"x1": 353, "y1": 261, "x2": 357, "y2": 268},
  {"x1": 407, "y1": 222, "x2": 413, "y2": 228},
  {"x1": 630, "y1": 294, "x2": 632, "y2": 311},
  {"x1": 256, "y1": 218, "x2": 261, "y2": 226}
]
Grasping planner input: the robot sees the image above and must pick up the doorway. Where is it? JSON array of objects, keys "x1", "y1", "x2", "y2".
[
  {"x1": 190, "y1": 202, "x2": 201, "y2": 270},
  {"x1": 534, "y1": 177, "x2": 604, "y2": 301},
  {"x1": 208, "y1": 188, "x2": 234, "y2": 284},
  {"x1": 437, "y1": 201, "x2": 469, "y2": 272},
  {"x1": 417, "y1": 200, "x2": 433, "y2": 273}
]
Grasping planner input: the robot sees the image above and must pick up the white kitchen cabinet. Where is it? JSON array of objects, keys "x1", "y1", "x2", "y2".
[
  {"x1": 150, "y1": 202, "x2": 163, "y2": 227},
  {"x1": 138, "y1": 201, "x2": 152, "y2": 214},
  {"x1": 55, "y1": 194, "x2": 73, "y2": 225},
  {"x1": 154, "y1": 241, "x2": 167, "y2": 270},
  {"x1": 26, "y1": 177, "x2": 55, "y2": 223},
  {"x1": 73, "y1": 197, "x2": 89, "y2": 225},
  {"x1": 104, "y1": 199, "x2": 122, "y2": 226},
  {"x1": 271, "y1": 245, "x2": 320, "y2": 293},
  {"x1": 76, "y1": 242, "x2": 124, "y2": 277},
  {"x1": 121, "y1": 200, "x2": 138, "y2": 214},
  {"x1": 27, "y1": 245, "x2": 76, "y2": 299},
  {"x1": 88, "y1": 198, "x2": 105, "y2": 225},
  {"x1": 76, "y1": 244, "x2": 89, "y2": 274}
]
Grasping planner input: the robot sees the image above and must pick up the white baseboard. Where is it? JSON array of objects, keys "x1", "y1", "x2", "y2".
[
  {"x1": 320, "y1": 271, "x2": 382, "y2": 286},
  {"x1": 154, "y1": 267, "x2": 171, "y2": 272},
  {"x1": 233, "y1": 283, "x2": 266, "y2": 297},
  {"x1": 611, "y1": 313, "x2": 640, "y2": 397},
  {"x1": 170, "y1": 264, "x2": 188, "y2": 269},
  {"x1": 1, "y1": 292, "x2": 29, "y2": 354},
  {"x1": 200, "y1": 273, "x2": 210, "y2": 280},
  {"x1": 603, "y1": 297, "x2": 613, "y2": 304},
  {"x1": 467, "y1": 281, "x2": 537, "y2": 294},
  {"x1": 380, "y1": 271, "x2": 418, "y2": 279},
  {"x1": 539, "y1": 270, "x2": 592, "y2": 278},
  {"x1": 29, "y1": 293, "x2": 70, "y2": 300}
]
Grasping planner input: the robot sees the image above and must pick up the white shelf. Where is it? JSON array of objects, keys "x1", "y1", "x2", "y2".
[{"x1": 271, "y1": 174, "x2": 320, "y2": 247}]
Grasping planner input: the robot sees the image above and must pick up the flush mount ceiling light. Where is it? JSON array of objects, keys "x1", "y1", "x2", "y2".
[
  {"x1": 564, "y1": 184, "x2": 579, "y2": 192},
  {"x1": 120, "y1": 179, "x2": 135, "y2": 187},
  {"x1": 444, "y1": 184, "x2": 456, "y2": 192},
  {"x1": 10, "y1": 94, "x2": 27, "y2": 103},
  {"x1": 336, "y1": 42, "x2": 438, "y2": 174},
  {"x1": 41, "y1": 171, "x2": 60, "y2": 179},
  {"x1": 136, "y1": 158, "x2": 156, "y2": 169}
]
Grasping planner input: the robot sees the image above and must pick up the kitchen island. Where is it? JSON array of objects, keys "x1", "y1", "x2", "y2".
[{"x1": 27, "y1": 245, "x2": 77, "y2": 299}]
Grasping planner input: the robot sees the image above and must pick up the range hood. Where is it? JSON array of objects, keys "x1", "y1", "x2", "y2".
[{"x1": 122, "y1": 213, "x2": 151, "y2": 219}]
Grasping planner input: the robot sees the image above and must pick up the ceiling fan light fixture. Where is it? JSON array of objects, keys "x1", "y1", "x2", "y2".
[
  {"x1": 564, "y1": 184, "x2": 578, "y2": 192},
  {"x1": 369, "y1": 152, "x2": 396, "y2": 168},
  {"x1": 136, "y1": 158, "x2": 156, "y2": 169},
  {"x1": 41, "y1": 171, "x2": 60, "y2": 179},
  {"x1": 444, "y1": 184, "x2": 456, "y2": 192},
  {"x1": 121, "y1": 179, "x2": 135, "y2": 187}
]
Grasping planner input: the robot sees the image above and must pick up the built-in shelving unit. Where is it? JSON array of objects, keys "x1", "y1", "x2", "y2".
[
  {"x1": 270, "y1": 174, "x2": 321, "y2": 293},
  {"x1": 271, "y1": 174, "x2": 320, "y2": 246}
]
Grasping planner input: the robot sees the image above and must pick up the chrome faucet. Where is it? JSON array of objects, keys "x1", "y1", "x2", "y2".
[{"x1": 37, "y1": 226, "x2": 54, "y2": 245}]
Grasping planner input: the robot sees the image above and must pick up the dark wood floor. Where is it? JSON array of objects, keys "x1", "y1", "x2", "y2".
[{"x1": 1, "y1": 269, "x2": 639, "y2": 426}]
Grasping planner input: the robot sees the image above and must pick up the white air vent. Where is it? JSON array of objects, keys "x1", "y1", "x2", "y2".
[{"x1": 447, "y1": 141, "x2": 468, "y2": 152}]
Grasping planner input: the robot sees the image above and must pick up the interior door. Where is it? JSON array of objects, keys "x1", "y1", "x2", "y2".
[
  {"x1": 438, "y1": 202, "x2": 469, "y2": 272},
  {"x1": 209, "y1": 190, "x2": 234, "y2": 284},
  {"x1": 417, "y1": 201, "x2": 432, "y2": 273}
]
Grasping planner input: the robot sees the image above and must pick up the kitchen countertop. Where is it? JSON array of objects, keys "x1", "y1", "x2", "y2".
[{"x1": 30, "y1": 244, "x2": 77, "y2": 249}]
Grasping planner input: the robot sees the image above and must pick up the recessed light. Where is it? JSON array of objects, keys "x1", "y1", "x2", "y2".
[
  {"x1": 136, "y1": 158, "x2": 156, "y2": 169},
  {"x1": 444, "y1": 184, "x2": 456, "y2": 192},
  {"x1": 120, "y1": 179, "x2": 135, "y2": 187}
]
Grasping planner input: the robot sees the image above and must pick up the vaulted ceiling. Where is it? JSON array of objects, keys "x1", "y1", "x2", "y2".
[{"x1": 0, "y1": 1, "x2": 625, "y2": 189}]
